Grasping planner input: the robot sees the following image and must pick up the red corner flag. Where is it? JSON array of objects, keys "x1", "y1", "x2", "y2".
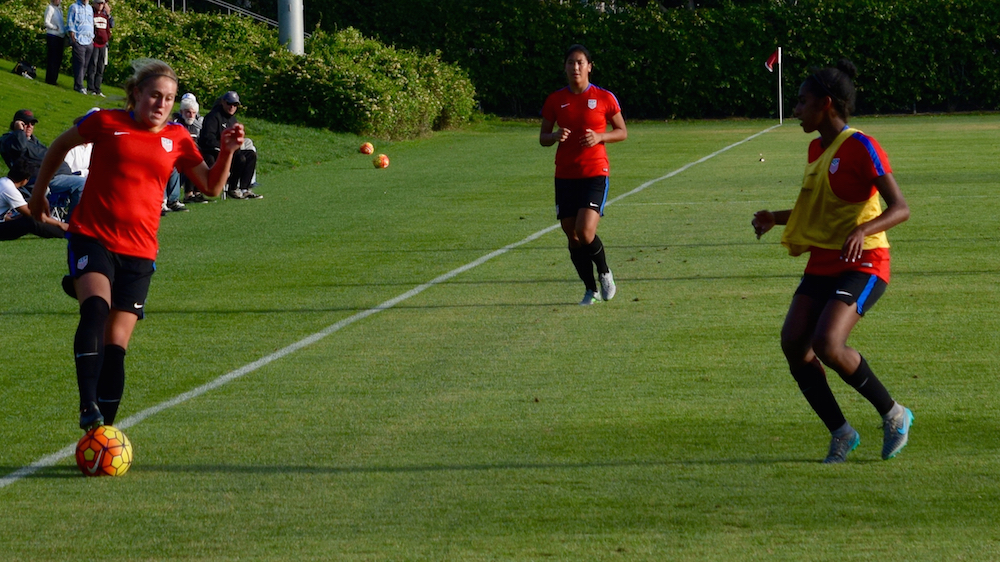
[{"x1": 765, "y1": 49, "x2": 780, "y2": 73}]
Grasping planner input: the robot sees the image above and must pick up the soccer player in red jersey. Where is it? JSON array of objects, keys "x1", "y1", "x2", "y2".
[
  {"x1": 752, "y1": 59, "x2": 913, "y2": 463},
  {"x1": 540, "y1": 44, "x2": 627, "y2": 305},
  {"x1": 28, "y1": 59, "x2": 245, "y2": 431}
]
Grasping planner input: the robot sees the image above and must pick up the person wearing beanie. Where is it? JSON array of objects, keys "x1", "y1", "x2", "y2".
[{"x1": 198, "y1": 91, "x2": 260, "y2": 199}]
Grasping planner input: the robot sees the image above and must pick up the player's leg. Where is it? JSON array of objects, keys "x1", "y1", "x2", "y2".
[
  {"x1": 781, "y1": 278, "x2": 859, "y2": 462},
  {"x1": 557, "y1": 179, "x2": 598, "y2": 304},
  {"x1": 811, "y1": 273, "x2": 912, "y2": 459},
  {"x1": 562, "y1": 215, "x2": 598, "y2": 304},
  {"x1": 74, "y1": 271, "x2": 113, "y2": 429},
  {"x1": 97, "y1": 311, "x2": 139, "y2": 426},
  {"x1": 97, "y1": 256, "x2": 154, "y2": 426},
  {"x1": 579, "y1": 177, "x2": 615, "y2": 300},
  {"x1": 781, "y1": 291, "x2": 849, "y2": 433}
]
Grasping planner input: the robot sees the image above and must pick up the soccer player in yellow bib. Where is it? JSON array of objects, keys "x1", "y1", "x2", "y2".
[{"x1": 752, "y1": 59, "x2": 913, "y2": 463}]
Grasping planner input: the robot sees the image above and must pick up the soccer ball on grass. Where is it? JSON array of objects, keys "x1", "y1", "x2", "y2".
[
  {"x1": 359, "y1": 142, "x2": 374, "y2": 155},
  {"x1": 373, "y1": 154, "x2": 390, "y2": 168},
  {"x1": 75, "y1": 425, "x2": 133, "y2": 477}
]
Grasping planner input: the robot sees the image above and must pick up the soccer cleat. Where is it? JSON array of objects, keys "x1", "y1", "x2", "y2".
[
  {"x1": 243, "y1": 190, "x2": 263, "y2": 199},
  {"x1": 167, "y1": 200, "x2": 188, "y2": 212},
  {"x1": 79, "y1": 402, "x2": 104, "y2": 431},
  {"x1": 184, "y1": 192, "x2": 209, "y2": 204},
  {"x1": 882, "y1": 406, "x2": 913, "y2": 460},
  {"x1": 599, "y1": 270, "x2": 617, "y2": 301},
  {"x1": 579, "y1": 289, "x2": 600, "y2": 305},
  {"x1": 227, "y1": 189, "x2": 246, "y2": 200},
  {"x1": 823, "y1": 429, "x2": 860, "y2": 464}
]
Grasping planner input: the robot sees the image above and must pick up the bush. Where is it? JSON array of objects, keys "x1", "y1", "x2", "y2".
[
  {"x1": 242, "y1": 28, "x2": 475, "y2": 138},
  {"x1": 0, "y1": 0, "x2": 477, "y2": 139},
  {"x1": 302, "y1": 0, "x2": 1000, "y2": 118}
]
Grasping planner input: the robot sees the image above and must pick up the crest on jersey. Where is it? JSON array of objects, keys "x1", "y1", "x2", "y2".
[
  {"x1": 829, "y1": 158, "x2": 840, "y2": 174},
  {"x1": 161, "y1": 137, "x2": 173, "y2": 153},
  {"x1": 587, "y1": 99, "x2": 597, "y2": 110}
]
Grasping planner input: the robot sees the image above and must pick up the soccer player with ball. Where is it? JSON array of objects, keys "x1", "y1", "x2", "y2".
[
  {"x1": 752, "y1": 59, "x2": 913, "y2": 463},
  {"x1": 29, "y1": 59, "x2": 245, "y2": 432},
  {"x1": 540, "y1": 44, "x2": 627, "y2": 305}
]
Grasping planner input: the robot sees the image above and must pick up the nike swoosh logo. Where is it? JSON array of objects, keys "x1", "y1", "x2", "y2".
[
  {"x1": 589, "y1": 203, "x2": 600, "y2": 208},
  {"x1": 561, "y1": 103, "x2": 570, "y2": 108},
  {"x1": 133, "y1": 303, "x2": 144, "y2": 309},
  {"x1": 86, "y1": 449, "x2": 104, "y2": 474},
  {"x1": 114, "y1": 131, "x2": 129, "y2": 136},
  {"x1": 835, "y1": 290, "x2": 853, "y2": 297}
]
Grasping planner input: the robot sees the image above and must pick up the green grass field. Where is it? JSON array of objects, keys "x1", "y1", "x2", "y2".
[{"x1": 2, "y1": 61, "x2": 1000, "y2": 560}]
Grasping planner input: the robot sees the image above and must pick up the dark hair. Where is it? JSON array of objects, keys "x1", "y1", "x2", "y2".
[
  {"x1": 7, "y1": 157, "x2": 37, "y2": 183},
  {"x1": 804, "y1": 59, "x2": 858, "y2": 120},
  {"x1": 565, "y1": 44, "x2": 592, "y2": 64}
]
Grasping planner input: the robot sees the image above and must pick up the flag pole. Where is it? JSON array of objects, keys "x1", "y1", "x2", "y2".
[{"x1": 777, "y1": 47, "x2": 783, "y2": 124}]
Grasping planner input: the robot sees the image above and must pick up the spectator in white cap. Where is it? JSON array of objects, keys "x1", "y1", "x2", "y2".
[
  {"x1": 171, "y1": 93, "x2": 206, "y2": 205},
  {"x1": 198, "y1": 91, "x2": 260, "y2": 199}
]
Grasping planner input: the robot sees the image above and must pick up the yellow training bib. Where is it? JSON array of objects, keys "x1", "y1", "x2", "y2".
[{"x1": 781, "y1": 128, "x2": 889, "y2": 257}]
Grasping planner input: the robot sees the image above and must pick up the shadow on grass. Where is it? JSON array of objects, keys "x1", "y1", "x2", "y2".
[
  {"x1": 4, "y1": 456, "x2": 868, "y2": 482},
  {"x1": 3, "y1": 268, "x2": 997, "y2": 318},
  {"x1": 4, "y1": 465, "x2": 83, "y2": 480}
]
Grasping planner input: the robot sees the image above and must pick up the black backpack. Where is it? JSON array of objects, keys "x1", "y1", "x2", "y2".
[{"x1": 12, "y1": 61, "x2": 37, "y2": 80}]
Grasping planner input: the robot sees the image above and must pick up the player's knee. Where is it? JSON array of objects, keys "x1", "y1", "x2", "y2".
[{"x1": 810, "y1": 334, "x2": 845, "y2": 366}]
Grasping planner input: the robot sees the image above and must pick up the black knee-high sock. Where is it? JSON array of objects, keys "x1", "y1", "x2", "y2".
[
  {"x1": 569, "y1": 243, "x2": 597, "y2": 291},
  {"x1": 840, "y1": 355, "x2": 894, "y2": 417},
  {"x1": 586, "y1": 234, "x2": 610, "y2": 275},
  {"x1": 790, "y1": 358, "x2": 847, "y2": 433},
  {"x1": 97, "y1": 345, "x2": 126, "y2": 426},
  {"x1": 75, "y1": 296, "x2": 109, "y2": 409}
]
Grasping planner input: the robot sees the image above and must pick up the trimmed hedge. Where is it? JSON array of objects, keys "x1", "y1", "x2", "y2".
[
  {"x1": 0, "y1": 0, "x2": 476, "y2": 139},
  {"x1": 300, "y1": 0, "x2": 1000, "y2": 118}
]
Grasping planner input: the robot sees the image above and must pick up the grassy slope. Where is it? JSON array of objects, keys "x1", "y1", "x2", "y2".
[{"x1": 2, "y1": 60, "x2": 1000, "y2": 560}]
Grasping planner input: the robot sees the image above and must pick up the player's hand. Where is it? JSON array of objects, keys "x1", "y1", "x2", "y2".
[
  {"x1": 841, "y1": 228, "x2": 865, "y2": 262},
  {"x1": 752, "y1": 210, "x2": 775, "y2": 239},
  {"x1": 554, "y1": 128, "x2": 571, "y2": 143},
  {"x1": 28, "y1": 191, "x2": 52, "y2": 223},
  {"x1": 580, "y1": 128, "x2": 601, "y2": 147},
  {"x1": 220, "y1": 123, "x2": 245, "y2": 154}
]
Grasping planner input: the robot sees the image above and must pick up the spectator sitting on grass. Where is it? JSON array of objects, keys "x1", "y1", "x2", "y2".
[
  {"x1": 1, "y1": 109, "x2": 86, "y2": 217},
  {"x1": 0, "y1": 157, "x2": 67, "y2": 241},
  {"x1": 175, "y1": 93, "x2": 208, "y2": 204},
  {"x1": 199, "y1": 91, "x2": 260, "y2": 199}
]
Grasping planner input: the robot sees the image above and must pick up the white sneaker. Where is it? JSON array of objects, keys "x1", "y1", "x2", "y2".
[
  {"x1": 579, "y1": 289, "x2": 600, "y2": 305},
  {"x1": 599, "y1": 271, "x2": 617, "y2": 301}
]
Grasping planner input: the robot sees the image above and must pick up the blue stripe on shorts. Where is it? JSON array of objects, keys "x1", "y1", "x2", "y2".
[{"x1": 856, "y1": 274, "x2": 879, "y2": 315}]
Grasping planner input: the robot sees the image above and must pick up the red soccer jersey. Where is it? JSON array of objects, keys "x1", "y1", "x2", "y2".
[
  {"x1": 804, "y1": 131, "x2": 893, "y2": 281},
  {"x1": 541, "y1": 84, "x2": 622, "y2": 179},
  {"x1": 70, "y1": 110, "x2": 204, "y2": 260}
]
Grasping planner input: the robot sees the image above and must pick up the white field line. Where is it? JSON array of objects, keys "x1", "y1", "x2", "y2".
[{"x1": 0, "y1": 124, "x2": 780, "y2": 490}]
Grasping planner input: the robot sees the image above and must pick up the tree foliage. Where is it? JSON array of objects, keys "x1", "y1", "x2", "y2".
[
  {"x1": 265, "y1": 0, "x2": 1000, "y2": 118},
  {"x1": 0, "y1": 0, "x2": 476, "y2": 138}
]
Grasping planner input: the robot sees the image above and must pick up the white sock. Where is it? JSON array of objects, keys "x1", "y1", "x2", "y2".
[{"x1": 884, "y1": 402, "x2": 904, "y2": 420}]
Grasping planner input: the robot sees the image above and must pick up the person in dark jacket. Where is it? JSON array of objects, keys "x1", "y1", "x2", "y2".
[
  {"x1": 0, "y1": 109, "x2": 86, "y2": 215},
  {"x1": 198, "y1": 91, "x2": 260, "y2": 199}
]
